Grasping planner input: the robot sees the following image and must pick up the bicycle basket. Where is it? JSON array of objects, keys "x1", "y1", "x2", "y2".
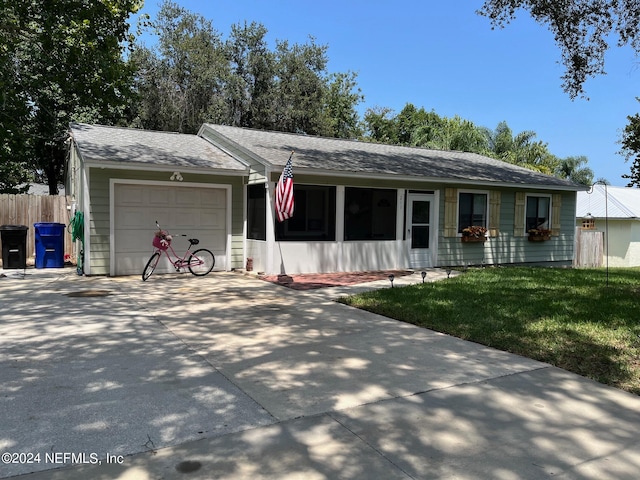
[{"x1": 153, "y1": 231, "x2": 171, "y2": 251}]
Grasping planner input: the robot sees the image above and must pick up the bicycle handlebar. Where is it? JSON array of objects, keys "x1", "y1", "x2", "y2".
[{"x1": 155, "y1": 221, "x2": 186, "y2": 236}]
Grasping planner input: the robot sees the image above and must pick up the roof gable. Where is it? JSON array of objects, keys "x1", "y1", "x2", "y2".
[{"x1": 203, "y1": 124, "x2": 583, "y2": 190}]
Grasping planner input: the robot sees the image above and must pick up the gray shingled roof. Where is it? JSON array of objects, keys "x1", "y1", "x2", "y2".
[
  {"x1": 71, "y1": 123, "x2": 247, "y2": 171},
  {"x1": 205, "y1": 124, "x2": 582, "y2": 189}
]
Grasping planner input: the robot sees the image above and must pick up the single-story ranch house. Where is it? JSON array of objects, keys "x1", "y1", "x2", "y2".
[{"x1": 67, "y1": 123, "x2": 586, "y2": 276}]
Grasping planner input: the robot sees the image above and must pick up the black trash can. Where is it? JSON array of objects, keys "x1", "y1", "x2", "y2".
[
  {"x1": 34, "y1": 222, "x2": 65, "y2": 269},
  {"x1": 0, "y1": 225, "x2": 29, "y2": 269}
]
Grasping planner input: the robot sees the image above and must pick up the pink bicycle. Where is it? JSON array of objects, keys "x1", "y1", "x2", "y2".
[{"x1": 142, "y1": 222, "x2": 215, "y2": 281}]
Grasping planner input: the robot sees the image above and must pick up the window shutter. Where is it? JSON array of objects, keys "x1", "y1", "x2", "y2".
[
  {"x1": 552, "y1": 193, "x2": 562, "y2": 236},
  {"x1": 489, "y1": 191, "x2": 501, "y2": 237},
  {"x1": 444, "y1": 188, "x2": 458, "y2": 237},
  {"x1": 514, "y1": 191, "x2": 526, "y2": 237}
]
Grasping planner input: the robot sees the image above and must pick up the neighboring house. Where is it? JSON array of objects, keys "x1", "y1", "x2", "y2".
[
  {"x1": 576, "y1": 185, "x2": 640, "y2": 267},
  {"x1": 68, "y1": 123, "x2": 585, "y2": 276}
]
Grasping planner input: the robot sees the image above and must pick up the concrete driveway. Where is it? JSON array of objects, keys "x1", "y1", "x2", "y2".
[{"x1": 1, "y1": 268, "x2": 639, "y2": 479}]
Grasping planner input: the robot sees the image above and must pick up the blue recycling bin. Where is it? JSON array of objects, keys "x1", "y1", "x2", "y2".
[{"x1": 34, "y1": 222, "x2": 66, "y2": 268}]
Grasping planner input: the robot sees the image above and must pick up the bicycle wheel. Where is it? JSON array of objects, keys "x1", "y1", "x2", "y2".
[
  {"x1": 142, "y1": 252, "x2": 160, "y2": 281},
  {"x1": 188, "y1": 249, "x2": 215, "y2": 276}
]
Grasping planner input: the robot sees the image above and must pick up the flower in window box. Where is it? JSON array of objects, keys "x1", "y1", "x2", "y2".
[
  {"x1": 461, "y1": 226, "x2": 487, "y2": 238},
  {"x1": 461, "y1": 226, "x2": 487, "y2": 242}
]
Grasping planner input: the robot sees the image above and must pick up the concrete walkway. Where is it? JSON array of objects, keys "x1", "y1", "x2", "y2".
[{"x1": 1, "y1": 267, "x2": 639, "y2": 479}]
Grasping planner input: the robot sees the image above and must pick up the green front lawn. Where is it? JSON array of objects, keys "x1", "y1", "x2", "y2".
[{"x1": 339, "y1": 267, "x2": 640, "y2": 395}]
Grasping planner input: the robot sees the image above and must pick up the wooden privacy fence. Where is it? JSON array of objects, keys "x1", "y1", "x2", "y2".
[
  {"x1": 0, "y1": 194, "x2": 75, "y2": 266},
  {"x1": 574, "y1": 228, "x2": 604, "y2": 268}
]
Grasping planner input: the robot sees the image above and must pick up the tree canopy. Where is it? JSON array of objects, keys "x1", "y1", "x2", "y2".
[
  {"x1": 478, "y1": 0, "x2": 640, "y2": 185},
  {"x1": 478, "y1": 0, "x2": 640, "y2": 100},
  {"x1": 0, "y1": 0, "x2": 140, "y2": 194},
  {"x1": 363, "y1": 104, "x2": 594, "y2": 185},
  {"x1": 132, "y1": 1, "x2": 364, "y2": 137},
  {"x1": 1, "y1": 0, "x2": 601, "y2": 193},
  {"x1": 620, "y1": 98, "x2": 640, "y2": 187}
]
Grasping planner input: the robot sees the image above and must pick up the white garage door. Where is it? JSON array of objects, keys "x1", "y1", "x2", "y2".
[{"x1": 113, "y1": 183, "x2": 228, "y2": 276}]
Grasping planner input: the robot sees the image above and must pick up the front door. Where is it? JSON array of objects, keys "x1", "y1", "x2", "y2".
[{"x1": 407, "y1": 193, "x2": 435, "y2": 268}]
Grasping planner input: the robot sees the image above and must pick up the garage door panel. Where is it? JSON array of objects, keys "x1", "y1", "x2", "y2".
[
  {"x1": 117, "y1": 185, "x2": 146, "y2": 204},
  {"x1": 114, "y1": 229, "x2": 151, "y2": 254},
  {"x1": 118, "y1": 209, "x2": 153, "y2": 229},
  {"x1": 201, "y1": 189, "x2": 226, "y2": 204},
  {"x1": 148, "y1": 188, "x2": 173, "y2": 205},
  {"x1": 199, "y1": 210, "x2": 226, "y2": 228},
  {"x1": 114, "y1": 183, "x2": 228, "y2": 276},
  {"x1": 175, "y1": 188, "x2": 201, "y2": 206}
]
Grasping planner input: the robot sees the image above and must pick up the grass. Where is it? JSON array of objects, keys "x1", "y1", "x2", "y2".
[{"x1": 339, "y1": 267, "x2": 640, "y2": 395}]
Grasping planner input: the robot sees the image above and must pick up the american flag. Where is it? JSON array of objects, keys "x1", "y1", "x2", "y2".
[{"x1": 275, "y1": 151, "x2": 295, "y2": 222}]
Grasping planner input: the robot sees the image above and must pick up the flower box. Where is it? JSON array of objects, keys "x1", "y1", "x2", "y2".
[
  {"x1": 528, "y1": 235, "x2": 551, "y2": 242},
  {"x1": 461, "y1": 236, "x2": 487, "y2": 243},
  {"x1": 527, "y1": 228, "x2": 551, "y2": 242},
  {"x1": 461, "y1": 225, "x2": 487, "y2": 243}
]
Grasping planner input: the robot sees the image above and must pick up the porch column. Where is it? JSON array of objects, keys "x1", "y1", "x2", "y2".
[
  {"x1": 265, "y1": 179, "x2": 276, "y2": 275},
  {"x1": 396, "y1": 189, "x2": 406, "y2": 269}
]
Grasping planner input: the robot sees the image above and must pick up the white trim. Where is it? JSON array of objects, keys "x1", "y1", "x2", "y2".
[
  {"x1": 265, "y1": 181, "x2": 275, "y2": 275},
  {"x1": 85, "y1": 159, "x2": 248, "y2": 176},
  {"x1": 82, "y1": 165, "x2": 91, "y2": 275},
  {"x1": 109, "y1": 179, "x2": 233, "y2": 276},
  {"x1": 396, "y1": 189, "x2": 406, "y2": 267},
  {"x1": 456, "y1": 189, "x2": 490, "y2": 236},
  {"x1": 406, "y1": 192, "x2": 439, "y2": 268}
]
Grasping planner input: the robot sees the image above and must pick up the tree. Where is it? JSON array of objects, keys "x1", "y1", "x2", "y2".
[
  {"x1": 362, "y1": 106, "x2": 396, "y2": 144},
  {"x1": 5, "y1": 0, "x2": 140, "y2": 194},
  {"x1": 487, "y1": 122, "x2": 559, "y2": 175},
  {"x1": 364, "y1": 103, "x2": 492, "y2": 154},
  {"x1": 478, "y1": 1, "x2": 640, "y2": 99},
  {"x1": 620, "y1": 101, "x2": 640, "y2": 187},
  {"x1": 0, "y1": 2, "x2": 31, "y2": 193},
  {"x1": 133, "y1": 1, "x2": 228, "y2": 133},
  {"x1": 323, "y1": 71, "x2": 364, "y2": 139},
  {"x1": 556, "y1": 155, "x2": 594, "y2": 185},
  {"x1": 271, "y1": 38, "x2": 329, "y2": 135},
  {"x1": 478, "y1": 1, "x2": 640, "y2": 184},
  {"x1": 225, "y1": 21, "x2": 275, "y2": 129}
]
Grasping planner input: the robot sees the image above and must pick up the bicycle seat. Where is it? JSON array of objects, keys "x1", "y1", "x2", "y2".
[{"x1": 189, "y1": 238, "x2": 199, "y2": 245}]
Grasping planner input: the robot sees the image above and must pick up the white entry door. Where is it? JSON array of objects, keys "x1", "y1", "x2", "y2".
[{"x1": 407, "y1": 193, "x2": 435, "y2": 268}]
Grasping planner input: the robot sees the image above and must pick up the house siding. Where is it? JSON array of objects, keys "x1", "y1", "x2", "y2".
[
  {"x1": 258, "y1": 172, "x2": 578, "y2": 272},
  {"x1": 87, "y1": 168, "x2": 244, "y2": 276},
  {"x1": 437, "y1": 189, "x2": 576, "y2": 267}
]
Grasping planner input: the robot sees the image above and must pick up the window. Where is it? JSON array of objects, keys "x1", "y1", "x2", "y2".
[
  {"x1": 275, "y1": 185, "x2": 336, "y2": 241},
  {"x1": 344, "y1": 188, "x2": 397, "y2": 241},
  {"x1": 526, "y1": 195, "x2": 551, "y2": 231},
  {"x1": 247, "y1": 184, "x2": 266, "y2": 240},
  {"x1": 457, "y1": 192, "x2": 487, "y2": 233}
]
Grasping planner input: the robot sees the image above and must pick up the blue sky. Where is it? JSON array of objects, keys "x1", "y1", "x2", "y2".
[{"x1": 135, "y1": 0, "x2": 639, "y2": 186}]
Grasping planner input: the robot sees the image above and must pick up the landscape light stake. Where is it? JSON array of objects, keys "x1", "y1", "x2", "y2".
[
  {"x1": 388, "y1": 274, "x2": 395, "y2": 288},
  {"x1": 421, "y1": 271, "x2": 427, "y2": 283},
  {"x1": 446, "y1": 268, "x2": 452, "y2": 278}
]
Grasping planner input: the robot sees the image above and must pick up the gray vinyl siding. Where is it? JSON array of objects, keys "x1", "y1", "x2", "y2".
[
  {"x1": 437, "y1": 190, "x2": 577, "y2": 267},
  {"x1": 87, "y1": 167, "x2": 244, "y2": 275}
]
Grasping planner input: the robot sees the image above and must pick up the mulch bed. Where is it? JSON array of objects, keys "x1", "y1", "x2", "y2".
[{"x1": 258, "y1": 270, "x2": 413, "y2": 290}]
